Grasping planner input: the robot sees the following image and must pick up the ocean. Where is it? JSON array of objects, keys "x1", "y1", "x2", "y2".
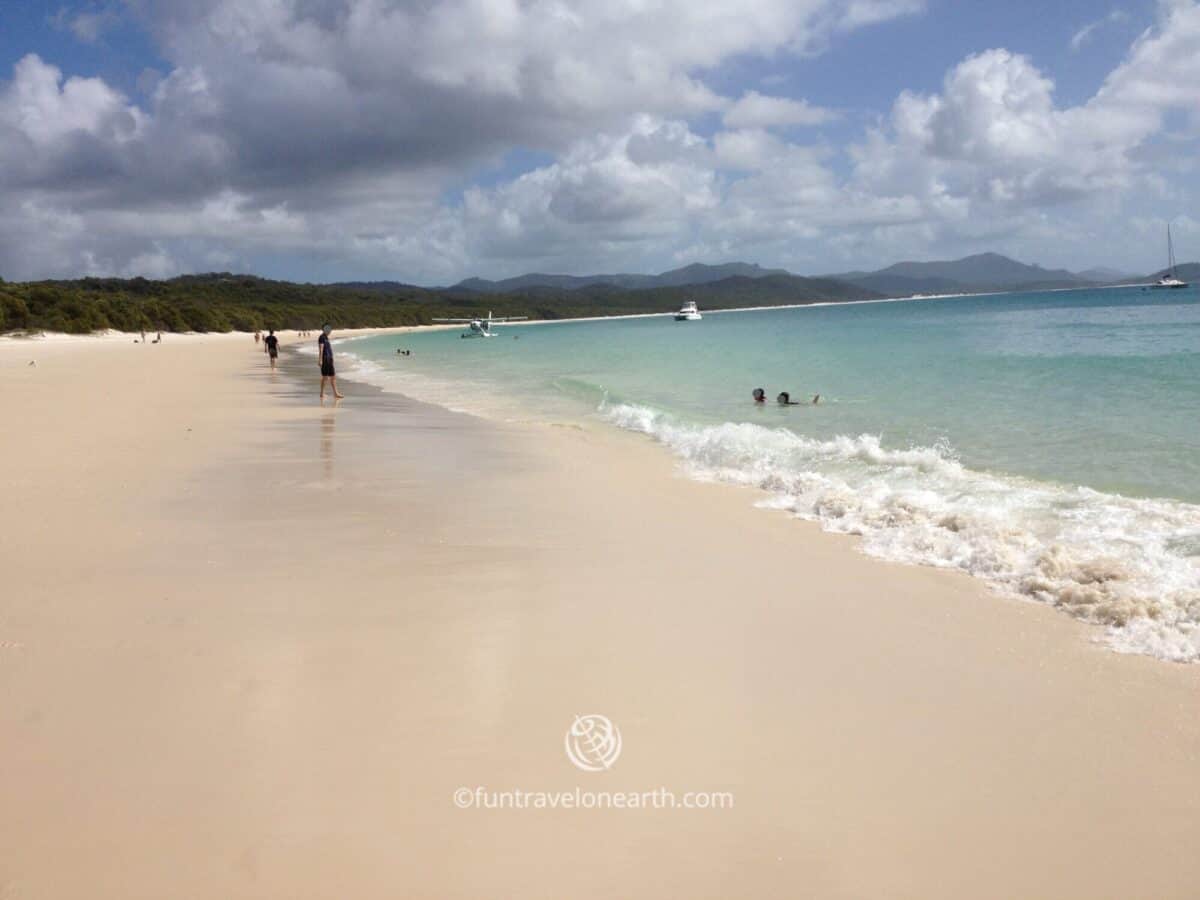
[{"x1": 336, "y1": 285, "x2": 1200, "y2": 662}]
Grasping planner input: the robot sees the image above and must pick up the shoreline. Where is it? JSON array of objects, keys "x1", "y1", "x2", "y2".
[
  {"x1": 10, "y1": 326, "x2": 1200, "y2": 663},
  {"x1": 2, "y1": 327, "x2": 1200, "y2": 898},
  {"x1": 328, "y1": 320, "x2": 1200, "y2": 664},
  {"x1": 0, "y1": 279, "x2": 1160, "y2": 346},
  {"x1": 325, "y1": 339, "x2": 1196, "y2": 667}
]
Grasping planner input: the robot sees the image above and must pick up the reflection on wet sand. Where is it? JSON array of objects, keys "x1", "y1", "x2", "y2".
[{"x1": 320, "y1": 405, "x2": 337, "y2": 478}]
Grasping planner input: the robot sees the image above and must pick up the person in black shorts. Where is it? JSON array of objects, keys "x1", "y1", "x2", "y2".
[
  {"x1": 318, "y1": 324, "x2": 344, "y2": 399},
  {"x1": 264, "y1": 329, "x2": 279, "y2": 369}
]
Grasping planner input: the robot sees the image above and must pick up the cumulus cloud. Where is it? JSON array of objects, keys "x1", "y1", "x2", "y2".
[
  {"x1": 724, "y1": 91, "x2": 836, "y2": 129},
  {"x1": 0, "y1": 0, "x2": 931, "y2": 280},
  {"x1": 455, "y1": 0, "x2": 1200, "y2": 277},
  {"x1": 850, "y1": 0, "x2": 1200, "y2": 244},
  {"x1": 0, "y1": 0, "x2": 1198, "y2": 281},
  {"x1": 455, "y1": 116, "x2": 925, "y2": 276},
  {"x1": 459, "y1": 117, "x2": 719, "y2": 272},
  {"x1": 0, "y1": 54, "x2": 144, "y2": 146}
]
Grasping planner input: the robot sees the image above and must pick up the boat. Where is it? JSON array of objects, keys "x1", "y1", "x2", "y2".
[
  {"x1": 674, "y1": 300, "x2": 702, "y2": 321},
  {"x1": 1152, "y1": 224, "x2": 1188, "y2": 289}
]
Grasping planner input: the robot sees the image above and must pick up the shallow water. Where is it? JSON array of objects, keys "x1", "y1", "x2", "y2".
[{"x1": 338, "y1": 286, "x2": 1200, "y2": 661}]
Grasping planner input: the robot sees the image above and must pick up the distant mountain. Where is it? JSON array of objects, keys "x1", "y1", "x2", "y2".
[
  {"x1": 640, "y1": 273, "x2": 879, "y2": 306},
  {"x1": 1077, "y1": 267, "x2": 1135, "y2": 283},
  {"x1": 651, "y1": 262, "x2": 791, "y2": 287},
  {"x1": 450, "y1": 273, "x2": 881, "y2": 313},
  {"x1": 455, "y1": 272, "x2": 647, "y2": 292},
  {"x1": 453, "y1": 261, "x2": 790, "y2": 293},
  {"x1": 357, "y1": 252, "x2": 1172, "y2": 306},
  {"x1": 879, "y1": 253, "x2": 1087, "y2": 287},
  {"x1": 827, "y1": 252, "x2": 1094, "y2": 297},
  {"x1": 843, "y1": 274, "x2": 967, "y2": 297},
  {"x1": 1144, "y1": 262, "x2": 1200, "y2": 283},
  {"x1": 331, "y1": 280, "x2": 427, "y2": 293}
]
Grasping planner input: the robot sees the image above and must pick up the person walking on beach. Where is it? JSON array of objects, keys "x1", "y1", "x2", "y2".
[
  {"x1": 264, "y1": 329, "x2": 279, "y2": 369},
  {"x1": 318, "y1": 324, "x2": 344, "y2": 399}
]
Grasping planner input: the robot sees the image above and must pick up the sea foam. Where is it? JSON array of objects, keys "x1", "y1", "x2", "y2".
[
  {"x1": 603, "y1": 403, "x2": 1200, "y2": 662},
  {"x1": 331, "y1": 337, "x2": 1200, "y2": 663}
]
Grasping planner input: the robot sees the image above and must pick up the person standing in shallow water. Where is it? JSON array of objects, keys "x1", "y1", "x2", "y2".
[{"x1": 318, "y1": 324, "x2": 344, "y2": 399}]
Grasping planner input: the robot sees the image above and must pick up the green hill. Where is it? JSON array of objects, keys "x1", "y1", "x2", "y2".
[{"x1": 0, "y1": 271, "x2": 879, "y2": 335}]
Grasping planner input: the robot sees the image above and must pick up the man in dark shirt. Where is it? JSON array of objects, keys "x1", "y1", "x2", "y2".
[
  {"x1": 318, "y1": 324, "x2": 344, "y2": 399},
  {"x1": 264, "y1": 329, "x2": 279, "y2": 369}
]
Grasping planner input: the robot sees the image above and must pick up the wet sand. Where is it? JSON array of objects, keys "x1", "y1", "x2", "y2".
[{"x1": 1, "y1": 332, "x2": 1198, "y2": 899}]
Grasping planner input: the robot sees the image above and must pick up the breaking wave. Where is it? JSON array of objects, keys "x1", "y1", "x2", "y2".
[{"x1": 603, "y1": 403, "x2": 1200, "y2": 662}]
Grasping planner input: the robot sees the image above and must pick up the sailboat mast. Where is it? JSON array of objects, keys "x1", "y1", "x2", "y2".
[{"x1": 1167, "y1": 223, "x2": 1176, "y2": 276}]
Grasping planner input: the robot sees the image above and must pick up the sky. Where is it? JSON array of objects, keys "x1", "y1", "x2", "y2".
[{"x1": 0, "y1": 0, "x2": 1198, "y2": 284}]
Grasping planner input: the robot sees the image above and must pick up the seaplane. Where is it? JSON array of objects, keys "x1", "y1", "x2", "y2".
[{"x1": 432, "y1": 310, "x2": 528, "y2": 338}]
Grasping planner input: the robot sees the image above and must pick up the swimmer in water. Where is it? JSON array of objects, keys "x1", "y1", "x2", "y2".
[
  {"x1": 812, "y1": 394, "x2": 820, "y2": 405},
  {"x1": 752, "y1": 388, "x2": 766, "y2": 404},
  {"x1": 777, "y1": 392, "x2": 800, "y2": 405}
]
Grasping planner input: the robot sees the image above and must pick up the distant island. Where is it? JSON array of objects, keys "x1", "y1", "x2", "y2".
[
  {"x1": 0, "y1": 254, "x2": 1192, "y2": 335},
  {"x1": 452, "y1": 253, "x2": 1154, "y2": 297}
]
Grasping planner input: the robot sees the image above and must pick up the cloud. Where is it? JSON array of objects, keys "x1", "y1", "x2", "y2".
[
  {"x1": 724, "y1": 91, "x2": 836, "y2": 128},
  {"x1": 50, "y1": 5, "x2": 122, "y2": 44},
  {"x1": 455, "y1": 0, "x2": 1200, "y2": 277},
  {"x1": 833, "y1": 0, "x2": 926, "y2": 31},
  {"x1": 1, "y1": 0, "x2": 1198, "y2": 282},
  {"x1": 0, "y1": 54, "x2": 144, "y2": 146},
  {"x1": 0, "y1": 54, "x2": 150, "y2": 211},
  {"x1": 459, "y1": 117, "x2": 719, "y2": 270},
  {"x1": 854, "y1": 0, "x2": 1200, "y2": 213},
  {"x1": 833, "y1": 2, "x2": 1200, "y2": 267},
  {"x1": 1070, "y1": 9, "x2": 1127, "y2": 52},
  {"x1": 0, "y1": 0, "x2": 928, "y2": 280},
  {"x1": 455, "y1": 116, "x2": 925, "y2": 277}
]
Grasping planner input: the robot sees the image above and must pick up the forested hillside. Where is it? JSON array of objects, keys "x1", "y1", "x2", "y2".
[{"x1": 0, "y1": 272, "x2": 879, "y2": 334}]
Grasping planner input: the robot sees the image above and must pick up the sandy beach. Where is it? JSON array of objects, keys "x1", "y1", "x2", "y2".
[{"x1": 2, "y1": 330, "x2": 1199, "y2": 900}]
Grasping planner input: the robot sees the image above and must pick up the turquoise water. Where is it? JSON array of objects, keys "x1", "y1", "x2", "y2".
[{"x1": 338, "y1": 286, "x2": 1200, "y2": 661}]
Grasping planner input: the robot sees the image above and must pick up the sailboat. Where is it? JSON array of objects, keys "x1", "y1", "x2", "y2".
[{"x1": 1152, "y1": 224, "x2": 1188, "y2": 289}]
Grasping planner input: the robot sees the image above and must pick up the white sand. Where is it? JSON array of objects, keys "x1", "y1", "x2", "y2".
[{"x1": 1, "y1": 332, "x2": 1198, "y2": 899}]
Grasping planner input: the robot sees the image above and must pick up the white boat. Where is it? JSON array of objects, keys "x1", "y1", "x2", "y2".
[
  {"x1": 1152, "y1": 224, "x2": 1188, "y2": 289},
  {"x1": 674, "y1": 300, "x2": 702, "y2": 321}
]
